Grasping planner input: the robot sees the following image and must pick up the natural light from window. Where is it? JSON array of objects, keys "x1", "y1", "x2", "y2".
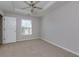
[{"x1": 21, "y1": 19, "x2": 32, "y2": 35}]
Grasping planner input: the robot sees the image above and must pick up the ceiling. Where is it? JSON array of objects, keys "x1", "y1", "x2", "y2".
[{"x1": 0, "y1": 1, "x2": 56, "y2": 17}]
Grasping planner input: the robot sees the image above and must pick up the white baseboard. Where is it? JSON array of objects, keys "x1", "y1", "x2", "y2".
[
  {"x1": 16, "y1": 38, "x2": 40, "y2": 42},
  {"x1": 16, "y1": 39, "x2": 26, "y2": 42},
  {"x1": 41, "y1": 37, "x2": 79, "y2": 56}
]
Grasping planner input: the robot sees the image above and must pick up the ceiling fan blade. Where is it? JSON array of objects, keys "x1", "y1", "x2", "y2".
[
  {"x1": 30, "y1": 1, "x2": 33, "y2": 4},
  {"x1": 34, "y1": 1, "x2": 40, "y2": 5},
  {"x1": 24, "y1": 1, "x2": 31, "y2": 6},
  {"x1": 20, "y1": 7, "x2": 30, "y2": 10},
  {"x1": 34, "y1": 6, "x2": 42, "y2": 9}
]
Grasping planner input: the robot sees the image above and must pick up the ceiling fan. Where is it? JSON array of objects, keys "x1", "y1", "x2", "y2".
[{"x1": 20, "y1": 1, "x2": 42, "y2": 14}]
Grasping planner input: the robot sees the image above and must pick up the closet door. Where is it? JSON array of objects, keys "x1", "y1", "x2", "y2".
[{"x1": 4, "y1": 17, "x2": 16, "y2": 43}]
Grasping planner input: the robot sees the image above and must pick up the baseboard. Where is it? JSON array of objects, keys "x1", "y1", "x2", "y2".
[
  {"x1": 16, "y1": 39, "x2": 26, "y2": 42},
  {"x1": 16, "y1": 38, "x2": 40, "y2": 42},
  {"x1": 41, "y1": 37, "x2": 79, "y2": 56}
]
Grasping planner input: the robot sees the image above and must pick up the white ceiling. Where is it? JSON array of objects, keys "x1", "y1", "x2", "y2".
[{"x1": 0, "y1": 1, "x2": 56, "y2": 17}]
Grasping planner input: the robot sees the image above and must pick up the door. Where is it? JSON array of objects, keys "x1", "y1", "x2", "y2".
[
  {"x1": 4, "y1": 17, "x2": 16, "y2": 43},
  {"x1": 0, "y1": 14, "x2": 3, "y2": 44}
]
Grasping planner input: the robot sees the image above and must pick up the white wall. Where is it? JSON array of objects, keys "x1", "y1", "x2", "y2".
[
  {"x1": 0, "y1": 10, "x2": 4, "y2": 16},
  {"x1": 16, "y1": 16, "x2": 41, "y2": 41},
  {"x1": 4, "y1": 13, "x2": 41, "y2": 41},
  {"x1": 41, "y1": 2, "x2": 79, "y2": 54}
]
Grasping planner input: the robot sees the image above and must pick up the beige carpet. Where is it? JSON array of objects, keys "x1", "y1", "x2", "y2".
[{"x1": 0, "y1": 39, "x2": 78, "y2": 57}]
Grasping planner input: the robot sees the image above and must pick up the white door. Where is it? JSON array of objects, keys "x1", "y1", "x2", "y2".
[{"x1": 4, "y1": 17, "x2": 16, "y2": 43}]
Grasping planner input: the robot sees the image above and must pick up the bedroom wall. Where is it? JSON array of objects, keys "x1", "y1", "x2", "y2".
[
  {"x1": 0, "y1": 10, "x2": 4, "y2": 16},
  {"x1": 4, "y1": 13, "x2": 41, "y2": 41},
  {"x1": 16, "y1": 16, "x2": 41, "y2": 41},
  {"x1": 41, "y1": 2, "x2": 79, "y2": 54}
]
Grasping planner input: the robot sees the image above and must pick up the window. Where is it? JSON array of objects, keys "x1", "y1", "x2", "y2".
[{"x1": 21, "y1": 19, "x2": 32, "y2": 35}]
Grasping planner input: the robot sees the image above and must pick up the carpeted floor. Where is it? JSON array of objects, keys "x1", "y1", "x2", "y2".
[{"x1": 0, "y1": 39, "x2": 78, "y2": 57}]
